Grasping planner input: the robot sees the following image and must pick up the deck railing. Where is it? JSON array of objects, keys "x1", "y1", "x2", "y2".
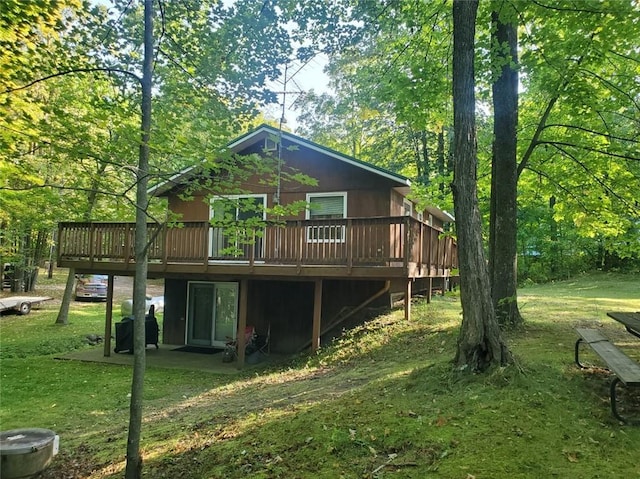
[{"x1": 58, "y1": 217, "x2": 457, "y2": 276}]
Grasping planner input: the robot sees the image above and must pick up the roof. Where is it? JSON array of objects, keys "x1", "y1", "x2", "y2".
[{"x1": 148, "y1": 124, "x2": 412, "y2": 197}]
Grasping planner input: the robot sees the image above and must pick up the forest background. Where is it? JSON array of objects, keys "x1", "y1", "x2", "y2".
[{"x1": 1, "y1": 0, "x2": 638, "y2": 295}]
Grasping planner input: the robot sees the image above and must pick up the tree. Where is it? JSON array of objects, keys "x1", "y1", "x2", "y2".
[
  {"x1": 124, "y1": 1, "x2": 152, "y2": 475},
  {"x1": 451, "y1": 0, "x2": 510, "y2": 371},
  {"x1": 488, "y1": 1, "x2": 522, "y2": 327}
]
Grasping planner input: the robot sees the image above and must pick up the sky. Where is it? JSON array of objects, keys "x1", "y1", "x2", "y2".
[{"x1": 263, "y1": 54, "x2": 331, "y2": 132}]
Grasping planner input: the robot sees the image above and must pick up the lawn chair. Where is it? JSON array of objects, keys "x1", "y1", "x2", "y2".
[
  {"x1": 256, "y1": 324, "x2": 270, "y2": 355},
  {"x1": 222, "y1": 326, "x2": 256, "y2": 362}
]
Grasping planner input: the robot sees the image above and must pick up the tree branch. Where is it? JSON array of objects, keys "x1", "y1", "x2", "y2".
[
  {"x1": 537, "y1": 140, "x2": 640, "y2": 162},
  {"x1": 523, "y1": 166, "x2": 590, "y2": 212},
  {"x1": 529, "y1": 0, "x2": 609, "y2": 15},
  {"x1": 542, "y1": 124, "x2": 640, "y2": 145},
  {"x1": 2, "y1": 68, "x2": 141, "y2": 95},
  {"x1": 517, "y1": 95, "x2": 557, "y2": 177},
  {"x1": 547, "y1": 143, "x2": 637, "y2": 212}
]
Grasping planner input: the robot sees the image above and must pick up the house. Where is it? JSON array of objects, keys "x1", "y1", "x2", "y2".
[{"x1": 57, "y1": 124, "x2": 457, "y2": 366}]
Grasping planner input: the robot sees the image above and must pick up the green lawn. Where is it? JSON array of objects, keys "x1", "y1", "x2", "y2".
[{"x1": 1, "y1": 271, "x2": 639, "y2": 478}]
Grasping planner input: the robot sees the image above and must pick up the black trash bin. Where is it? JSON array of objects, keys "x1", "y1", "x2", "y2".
[
  {"x1": 114, "y1": 317, "x2": 134, "y2": 353},
  {"x1": 114, "y1": 308, "x2": 159, "y2": 353}
]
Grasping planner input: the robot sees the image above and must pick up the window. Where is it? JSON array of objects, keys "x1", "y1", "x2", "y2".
[
  {"x1": 264, "y1": 137, "x2": 278, "y2": 152},
  {"x1": 306, "y1": 192, "x2": 347, "y2": 243},
  {"x1": 403, "y1": 199, "x2": 413, "y2": 217},
  {"x1": 210, "y1": 195, "x2": 266, "y2": 257}
]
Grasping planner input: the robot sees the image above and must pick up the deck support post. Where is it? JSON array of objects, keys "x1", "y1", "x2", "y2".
[
  {"x1": 312, "y1": 279, "x2": 323, "y2": 353},
  {"x1": 426, "y1": 278, "x2": 432, "y2": 304},
  {"x1": 404, "y1": 279, "x2": 412, "y2": 321},
  {"x1": 237, "y1": 279, "x2": 248, "y2": 369},
  {"x1": 104, "y1": 275, "x2": 115, "y2": 357}
]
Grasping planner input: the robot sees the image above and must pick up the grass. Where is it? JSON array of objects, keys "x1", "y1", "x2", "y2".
[{"x1": 1, "y1": 271, "x2": 639, "y2": 478}]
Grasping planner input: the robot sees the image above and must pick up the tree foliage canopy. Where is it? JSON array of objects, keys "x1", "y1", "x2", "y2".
[
  {"x1": 0, "y1": 0, "x2": 304, "y2": 281},
  {"x1": 293, "y1": 0, "x2": 640, "y2": 277}
]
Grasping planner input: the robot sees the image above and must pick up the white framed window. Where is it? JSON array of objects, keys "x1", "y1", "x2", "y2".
[
  {"x1": 264, "y1": 136, "x2": 278, "y2": 152},
  {"x1": 403, "y1": 199, "x2": 413, "y2": 216},
  {"x1": 306, "y1": 192, "x2": 347, "y2": 243}
]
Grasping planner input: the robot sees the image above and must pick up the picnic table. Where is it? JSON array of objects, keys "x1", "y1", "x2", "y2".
[
  {"x1": 607, "y1": 311, "x2": 640, "y2": 339},
  {"x1": 574, "y1": 311, "x2": 640, "y2": 424}
]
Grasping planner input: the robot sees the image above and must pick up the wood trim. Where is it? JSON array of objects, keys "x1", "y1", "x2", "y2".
[
  {"x1": 312, "y1": 279, "x2": 323, "y2": 352},
  {"x1": 237, "y1": 279, "x2": 248, "y2": 369},
  {"x1": 104, "y1": 275, "x2": 115, "y2": 357},
  {"x1": 405, "y1": 280, "x2": 412, "y2": 321}
]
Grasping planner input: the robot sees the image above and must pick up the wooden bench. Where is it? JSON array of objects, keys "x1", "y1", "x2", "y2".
[{"x1": 574, "y1": 328, "x2": 640, "y2": 424}]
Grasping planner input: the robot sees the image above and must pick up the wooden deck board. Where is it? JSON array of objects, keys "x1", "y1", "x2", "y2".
[{"x1": 576, "y1": 328, "x2": 640, "y2": 386}]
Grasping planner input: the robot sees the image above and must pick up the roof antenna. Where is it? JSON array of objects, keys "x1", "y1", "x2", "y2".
[
  {"x1": 273, "y1": 61, "x2": 306, "y2": 205},
  {"x1": 274, "y1": 64, "x2": 288, "y2": 206}
]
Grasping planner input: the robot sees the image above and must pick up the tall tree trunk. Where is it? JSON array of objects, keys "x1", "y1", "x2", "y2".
[
  {"x1": 125, "y1": 0, "x2": 152, "y2": 477},
  {"x1": 55, "y1": 128, "x2": 107, "y2": 324},
  {"x1": 437, "y1": 127, "x2": 446, "y2": 193},
  {"x1": 419, "y1": 129, "x2": 430, "y2": 184},
  {"x1": 549, "y1": 195, "x2": 559, "y2": 275},
  {"x1": 452, "y1": 0, "x2": 510, "y2": 371},
  {"x1": 489, "y1": 2, "x2": 522, "y2": 327},
  {"x1": 55, "y1": 267, "x2": 75, "y2": 325}
]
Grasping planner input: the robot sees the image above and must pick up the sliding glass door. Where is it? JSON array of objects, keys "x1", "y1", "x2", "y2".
[{"x1": 187, "y1": 281, "x2": 238, "y2": 347}]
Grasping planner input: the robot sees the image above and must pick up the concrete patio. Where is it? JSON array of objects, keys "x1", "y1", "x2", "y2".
[{"x1": 55, "y1": 343, "x2": 275, "y2": 374}]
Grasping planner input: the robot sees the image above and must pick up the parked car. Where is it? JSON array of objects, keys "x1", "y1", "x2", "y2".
[
  {"x1": 74, "y1": 274, "x2": 108, "y2": 301},
  {"x1": 120, "y1": 295, "x2": 164, "y2": 318}
]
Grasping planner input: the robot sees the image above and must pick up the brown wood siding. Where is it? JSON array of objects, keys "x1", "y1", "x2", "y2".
[
  {"x1": 166, "y1": 142, "x2": 398, "y2": 222},
  {"x1": 163, "y1": 278, "x2": 187, "y2": 344},
  {"x1": 390, "y1": 190, "x2": 406, "y2": 217},
  {"x1": 161, "y1": 277, "x2": 394, "y2": 353},
  {"x1": 248, "y1": 280, "x2": 315, "y2": 354},
  {"x1": 169, "y1": 195, "x2": 210, "y2": 221}
]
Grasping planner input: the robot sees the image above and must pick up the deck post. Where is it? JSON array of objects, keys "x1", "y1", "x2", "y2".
[
  {"x1": 237, "y1": 279, "x2": 248, "y2": 369},
  {"x1": 427, "y1": 277, "x2": 432, "y2": 304},
  {"x1": 202, "y1": 222, "x2": 209, "y2": 270},
  {"x1": 104, "y1": 275, "x2": 115, "y2": 357},
  {"x1": 404, "y1": 279, "x2": 412, "y2": 321},
  {"x1": 312, "y1": 279, "x2": 323, "y2": 352},
  {"x1": 89, "y1": 223, "x2": 95, "y2": 267},
  {"x1": 418, "y1": 221, "x2": 424, "y2": 275}
]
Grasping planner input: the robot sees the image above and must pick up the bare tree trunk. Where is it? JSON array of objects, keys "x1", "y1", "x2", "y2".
[
  {"x1": 489, "y1": 2, "x2": 523, "y2": 327},
  {"x1": 437, "y1": 127, "x2": 446, "y2": 194},
  {"x1": 125, "y1": 0, "x2": 152, "y2": 477},
  {"x1": 452, "y1": 0, "x2": 511, "y2": 371},
  {"x1": 56, "y1": 125, "x2": 105, "y2": 325},
  {"x1": 55, "y1": 267, "x2": 75, "y2": 325}
]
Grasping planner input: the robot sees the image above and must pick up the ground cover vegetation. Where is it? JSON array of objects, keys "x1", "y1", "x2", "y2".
[{"x1": 1, "y1": 271, "x2": 639, "y2": 478}]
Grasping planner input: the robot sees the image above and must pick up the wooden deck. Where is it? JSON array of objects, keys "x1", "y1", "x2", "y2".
[{"x1": 57, "y1": 216, "x2": 458, "y2": 280}]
